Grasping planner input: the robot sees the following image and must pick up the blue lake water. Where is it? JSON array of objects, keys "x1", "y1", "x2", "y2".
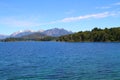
[{"x1": 0, "y1": 42, "x2": 120, "y2": 80}]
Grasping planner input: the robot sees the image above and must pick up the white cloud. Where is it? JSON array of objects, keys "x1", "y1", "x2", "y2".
[
  {"x1": 34, "y1": 11, "x2": 120, "y2": 25},
  {"x1": 41, "y1": 11, "x2": 119, "y2": 24},
  {"x1": 96, "y1": 2, "x2": 120, "y2": 10},
  {"x1": 0, "y1": 11, "x2": 119, "y2": 27},
  {"x1": 60, "y1": 12, "x2": 116, "y2": 22}
]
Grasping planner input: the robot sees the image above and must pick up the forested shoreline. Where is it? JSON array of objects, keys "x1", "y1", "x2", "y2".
[{"x1": 57, "y1": 27, "x2": 120, "y2": 42}]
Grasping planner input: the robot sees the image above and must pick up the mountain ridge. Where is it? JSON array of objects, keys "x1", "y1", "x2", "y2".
[{"x1": 0, "y1": 28, "x2": 73, "y2": 39}]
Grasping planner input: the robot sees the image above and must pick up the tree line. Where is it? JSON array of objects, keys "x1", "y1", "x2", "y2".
[
  {"x1": 0, "y1": 37, "x2": 56, "y2": 42},
  {"x1": 57, "y1": 27, "x2": 120, "y2": 42}
]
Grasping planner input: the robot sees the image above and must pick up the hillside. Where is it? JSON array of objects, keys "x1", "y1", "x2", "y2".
[
  {"x1": 21, "y1": 32, "x2": 56, "y2": 41},
  {"x1": 21, "y1": 32, "x2": 47, "y2": 39},
  {"x1": 43, "y1": 28, "x2": 72, "y2": 37},
  {"x1": 57, "y1": 27, "x2": 120, "y2": 42}
]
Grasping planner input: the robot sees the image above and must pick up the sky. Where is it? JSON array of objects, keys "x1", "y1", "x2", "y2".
[{"x1": 0, "y1": 0, "x2": 120, "y2": 35}]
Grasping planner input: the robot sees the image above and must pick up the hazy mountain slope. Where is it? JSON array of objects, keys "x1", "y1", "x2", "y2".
[
  {"x1": 1, "y1": 28, "x2": 73, "y2": 39},
  {"x1": 10, "y1": 30, "x2": 35, "y2": 37},
  {"x1": 10, "y1": 28, "x2": 73, "y2": 37},
  {"x1": 43, "y1": 28, "x2": 72, "y2": 37},
  {"x1": 0, "y1": 34, "x2": 8, "y2": 39},
  {"x1": 21, "y1": 32, "x2": 47, "y2": 39}
]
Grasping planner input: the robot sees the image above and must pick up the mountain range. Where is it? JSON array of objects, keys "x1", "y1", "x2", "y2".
[{"x1": 0, "y1": 28, "x2": 72, "y2": 39}]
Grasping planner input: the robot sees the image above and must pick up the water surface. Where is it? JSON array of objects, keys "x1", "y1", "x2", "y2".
[{"x1": 0, "y1": 42, "x2": 120, "y2": 80}]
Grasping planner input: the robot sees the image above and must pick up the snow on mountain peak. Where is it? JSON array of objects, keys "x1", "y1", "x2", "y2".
[
  {"x1": 10, "y1": 30, "x2": 35, "y2": 37},
  {"x1": 1, "y1": 28, "x2": 73, "y2": 38}
]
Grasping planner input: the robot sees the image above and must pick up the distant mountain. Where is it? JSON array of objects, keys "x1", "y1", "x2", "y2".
[
  {"x1": 10, "y1": 28, "x2": 72, "y2": 38},
  {"x1": 0, "y1": 34, "x2": 8, "y2": 39},
  {"x1": 0, "y1": 28, "x2": 73, "y2": 41},
  {"x1": 21, "y1": 32, "x2": 47, "y2": 40},
  {"x1": 10, "y1": 30, "x2": 35, "y2": 37},
  {"x1": 43, "y1": 28, "x2": 73, "y2": 37}
]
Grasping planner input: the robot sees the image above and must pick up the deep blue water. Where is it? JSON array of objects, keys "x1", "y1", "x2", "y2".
[{"x1": 0, "y1": 42, "x2": 120, "y2": 80}]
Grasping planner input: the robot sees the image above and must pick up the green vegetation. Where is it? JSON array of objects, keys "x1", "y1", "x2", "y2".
[
  {"x1": 1, "y1": 36, "x2": 56, "y2": 42},
  {"x1": 57, "y1": 27, "x2": 120, "y2": 42},
  {"x1": 0, "y1": 38, "x2": 27, "y2": 42}
]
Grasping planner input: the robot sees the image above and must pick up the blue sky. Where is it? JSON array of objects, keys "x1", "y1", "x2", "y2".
[{"x1": 0, "y1": 0, "x2": 120, "y2": 35}]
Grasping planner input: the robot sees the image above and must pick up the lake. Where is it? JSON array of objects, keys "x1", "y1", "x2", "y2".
[{"x1": 0, "y1": 42, "x2": 120, "y2": 80}]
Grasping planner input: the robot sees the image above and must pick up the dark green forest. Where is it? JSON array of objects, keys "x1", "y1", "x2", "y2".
[
  {"x1": 57, "y1": 27, "x2": 120, "y2": 42},
  {"x1": 0, "y1": 37, "x2": 56, "y2": 42}
]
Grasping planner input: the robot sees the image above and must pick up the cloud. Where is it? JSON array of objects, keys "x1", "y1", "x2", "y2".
[
  {"x1": 0, "y1": 18, "x2": 40, "y2": 27},
  {"x1": 0, "y1": 11, "x2": 119, "y2": 27},
  {"x1": 40, "y1": 11, "x2": 119, "y2": 24},
  {"x1": 34, "y1": 11, "x2": 120, "y2": 25},
  {"x1": 60, "y1": 12, "x2": 116, "y2": 22},
  {"x1": 96, "y1": 2, "x2": 120, "y2": 10}
]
